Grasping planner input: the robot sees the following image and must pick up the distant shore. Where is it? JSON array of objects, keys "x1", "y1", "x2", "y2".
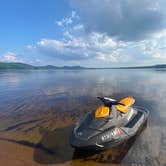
[{"x1": 1, "y1": 62, "x2": 166, "y2": 70}]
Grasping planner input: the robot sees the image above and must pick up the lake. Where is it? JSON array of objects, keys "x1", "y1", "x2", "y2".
[{"x1": 0, "y1": 69, "x2": 165, "y2": 166}]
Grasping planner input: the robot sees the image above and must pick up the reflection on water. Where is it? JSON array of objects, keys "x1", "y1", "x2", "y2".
[{"x1": 0, "y1": 69, "x2": 166, "y2": 166}]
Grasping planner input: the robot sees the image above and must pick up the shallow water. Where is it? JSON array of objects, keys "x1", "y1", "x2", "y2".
[{"x1": 0, "y1": 69, "x2": 166, "y2": 166}]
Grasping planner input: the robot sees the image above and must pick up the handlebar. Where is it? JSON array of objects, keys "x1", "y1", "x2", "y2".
[{"x1": 97, "y1": 96, "x2": 125, "y2": 106}]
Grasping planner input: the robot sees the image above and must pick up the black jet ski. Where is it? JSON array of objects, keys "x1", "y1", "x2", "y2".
[{"x1": 70, "y1": 96, "x2": 149, "y2": 151}]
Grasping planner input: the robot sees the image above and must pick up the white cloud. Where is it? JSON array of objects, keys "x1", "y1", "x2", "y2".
[
  {"x1": 71, "y1": 0, "x2": 166, "y2": 41},
  {"x1": 56, "y1": 18, "x2": 72, "y2": 27},
  {"x1": 55, "y1": 10, "x2": 79, "y2": 27},
  {"x1": 97, "y1": 54, "x2": 106, "y2": 61},
  {"x1": 36, "y1": 17, "x2": 166, "y2": 64},
  {"x1": 1, "y1": 52, "x2": 17, "y2": 62},
  {"x1": 139, "y1": 29, "x2": 166, "y2": 59},
  {"x1": 0, "y1": 52, "x2": 24, "y2": 63},
  {"x1": 25, "y1": 2, "x2": 166, "y2": 66},
  {"x1": 37, "y1": 24, "x2": 129, "y2": 62},
  {"x1": 26, "y1": 44, "x2": 36, "y2": 49}
]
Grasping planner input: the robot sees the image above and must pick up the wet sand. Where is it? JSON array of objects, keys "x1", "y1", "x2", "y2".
[
  {"x1": 0, "y1": 140, "x2": 42, "y2": 166},
  {"x1": 0, "y1": 140, "x2": 119, "y2": 166}
]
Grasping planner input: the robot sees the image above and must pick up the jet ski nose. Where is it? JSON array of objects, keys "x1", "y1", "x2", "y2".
[{"x1": 70, "y1": 127, "x2": 126, "y2": 150}]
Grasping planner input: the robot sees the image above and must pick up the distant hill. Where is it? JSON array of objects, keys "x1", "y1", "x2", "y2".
[
  {"x1": 0, "y1": 62, "x2": 85, "y2": 70},
  {"x1": 38, "y1": 65, "x2": 85, "y2": 69},
  {"x1": 0, "y1": 62, "x2": 166, "y2": 70},
  {"x1": 0, "y1": 62, "x2": 35, "y2": 69},
  {"x1": 150, "y1": 64, "x2": 166, "y2": 68},
  {"x1": 117, "y1": 64, "x2": 166, "y2": 69}
]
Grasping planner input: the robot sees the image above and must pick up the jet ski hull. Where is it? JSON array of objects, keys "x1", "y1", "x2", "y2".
[{"x1": 70, "y1": 107, "x2": 149, "y2": 151}]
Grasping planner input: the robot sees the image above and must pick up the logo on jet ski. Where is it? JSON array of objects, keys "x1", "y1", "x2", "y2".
[
  {"x1": 77, "y1": 132, "x2": 83, "y2": 136},
  {"x1": 101, "y1": 128, "x2": 122, "y2": 141},
  {"x1": 101, "y1": 132, "x2": 113, "y2": 141}
]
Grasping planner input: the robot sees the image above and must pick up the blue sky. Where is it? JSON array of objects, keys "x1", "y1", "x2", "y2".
[{"x1": 0, "y1": 0, "x2": 166, "y2": 67}]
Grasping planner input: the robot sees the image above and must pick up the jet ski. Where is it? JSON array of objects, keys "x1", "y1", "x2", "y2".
[{"x1": 70, "y1": 96, "x2": 149, "y2": 151}]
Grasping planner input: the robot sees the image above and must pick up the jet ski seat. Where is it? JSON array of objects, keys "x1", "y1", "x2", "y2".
[
  {"x1": 95, "y1": 106, "x2": 110, "y2": 118},
  {"x1": 116, "y1": 96, "x2": 135, "y2": 113}
]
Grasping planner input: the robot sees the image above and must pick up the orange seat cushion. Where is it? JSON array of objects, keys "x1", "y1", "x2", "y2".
[
  {"x1": 116, "y1": 96, "x2": 135, "y2": 113},
  {"x1": 95, "y1": 106, "x2": 110, "y2": 118}
]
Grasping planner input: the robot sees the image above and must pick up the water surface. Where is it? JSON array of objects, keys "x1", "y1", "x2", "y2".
[{"x1": 0, "y1": 69, "x2": 165, "y2": 166}]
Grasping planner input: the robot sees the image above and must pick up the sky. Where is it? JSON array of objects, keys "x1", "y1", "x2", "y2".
[{"x1": 0, "y1": 0, "x2": 166, "y2": 67}]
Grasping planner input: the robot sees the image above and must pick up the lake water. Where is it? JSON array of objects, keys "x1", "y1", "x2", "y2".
[{"x1": 0, "y1": 69, "x2": 165, "y2": 166}]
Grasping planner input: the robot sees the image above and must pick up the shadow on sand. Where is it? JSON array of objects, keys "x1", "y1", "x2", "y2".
[{"x1": 33, "y1": 121, "x2": 147, "y2": 165}]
